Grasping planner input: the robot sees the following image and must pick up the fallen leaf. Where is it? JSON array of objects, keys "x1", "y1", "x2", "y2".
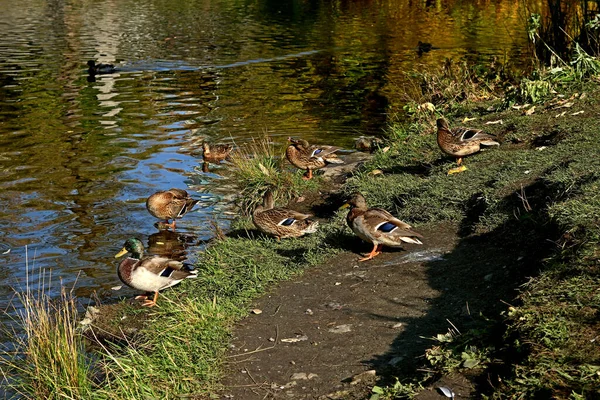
[
  {"x1": 438, "y1": 386, "x2": 455, "y2": 399},
  {"x1": 111, "y1": 285, "x2": 123, "y2": 291},
  {"x1": 328, "y1": 324, "x2": 352, "y2": 334},
  {"x1": 382, "y1": 146, "x2": 390, "y2": 153},
  {"x1": 281, "y1": 335, "x2": 308, "y2": 343},
  {"x1": 485, "y1": 120, "x2": 503, "y2": 125},
  {"x1": 258, "y1": 163, "x2": 270, "y2": 176},
  {"x1": 368, "y1": 169, "x2": 384, "y2": 176},
  {"x1": 555, "y1": 111, "x2": 566, "y2": 118},
  {"x1": 462, "y1": 116, "x2": 477, "y2": 123},
  {"x1": 524, "y1": 106, "x2": 536, "y2": 115},
  {"x1": 571, "y1": 110, "x2": 584, "y2": 116}
]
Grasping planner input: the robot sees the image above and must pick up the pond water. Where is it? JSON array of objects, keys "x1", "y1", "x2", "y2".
[{"x1": 0, "y1": 0, "x2": 536, "y2": 315}]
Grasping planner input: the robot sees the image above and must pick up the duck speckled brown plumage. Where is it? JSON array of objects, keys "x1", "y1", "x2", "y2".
[
  {"x1": 285, "y1": 137, "x2": 343, "y2": 180},
  {"x1": 115, "y1": 238, "x2": 197, "y2": 307},
  {"x1": 436, "y1": 118, "x2": 500, "y2": 174},
  {"x1": 202, "y1": 142, "x2": 233, "y2": 163},
  {"x1": 146, "y1": 188, "x2": 199, "y2": 230},
  {"x1": 344, "y1": 193, "x2": 423, "y2": 262},
  {"x1": 252, "y1": 190, "x2": 319, "y2": 239}
]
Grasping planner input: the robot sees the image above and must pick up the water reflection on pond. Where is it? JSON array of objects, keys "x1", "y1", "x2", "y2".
[{"x1": 0, "y1": 0, "x2": 535, "y2": 312}]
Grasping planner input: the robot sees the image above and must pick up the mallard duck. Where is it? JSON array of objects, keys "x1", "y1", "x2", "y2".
[
  {"x1": 343, "y1": 192, "x2": 423, "y2": 262},
  {"x1": 87, "y1": 60, "x2": 116, "y2": 74},
  {"x1": 115, "y1": 238, "x2": 197, "y2": 307},
  {"x1": 146, "y1": 188, "x2": 199, "y2": 230},
  {"x1": 286, "y1": 137, "x2": 343, "y2": 180},
  {"x1": 437, "y1": 118, "x2": 500, "y2": 175},
  {"x1": 252, "y1": 190, "x2": 319, "y2": 239},
  {"x1": 354, "y1": 136, "x2": 384, "y2": 153},
  {"x1": 417, "y1": 41, "x2": 434, "y2": 55},
  {"x1": 202, "y1": 142, "x2": 233, "y2": 163}
]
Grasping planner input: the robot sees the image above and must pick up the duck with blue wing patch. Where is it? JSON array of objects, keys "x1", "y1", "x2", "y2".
[
  {"x1": 252, "y1": 190, "x2": 319, "y2": 240},
  {"x1": 286, "y1": 137, "x2": 343, "y2": 180},
  {"x1": 343, "y1": 193, "x2": 423, "y2": 262},
  {"x1": 115, "y1": 238, "x2": 197, "y2": 307},
  {"x1": 436, "y1": 117, "x2": 500, "y2": 175},
  {"x1": 146, "y1": 188, "x2": 199, "y2": 230}
]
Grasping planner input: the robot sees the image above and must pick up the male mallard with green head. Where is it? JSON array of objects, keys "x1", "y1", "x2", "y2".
[
  {"x1": 252, "y1": 190, "x2": 319, "y2": 240},
  {"x1": 115, "y1": 238, "x2": 197, "y2": 307},
  {"x1": 437, "y1": 118, "x2": 500, "y2": 174},
  {"x1": 286, "y1": 137, "x2": 343, "y2": 180},
  {"x1": 146, "y1": 188, "x2": 199, "y2": 230},
  {"x1": 344, "y1": 193, "x2": 423, "y2": 262}
]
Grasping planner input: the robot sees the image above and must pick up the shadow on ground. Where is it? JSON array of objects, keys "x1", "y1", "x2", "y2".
[{"x1": 219, "y1": 177, "x2": 562, "y2": 399}]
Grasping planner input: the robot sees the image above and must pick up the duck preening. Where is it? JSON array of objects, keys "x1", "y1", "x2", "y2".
[
  {"x1": 285, "y1": 137, "x2": 343, "y2": 180},
  {"x1": 343, "y1": 192, "x2": 423, "y2": 262},
  {"x1": 146, "y1": 188, "x2": 199, "y2": 230},
  {"x1": 202, "y1": 142, "x2": 233, "y2": 163},
  {"x1": 252, "y1": 190, "x2": 319, "y2": 240},
  {"x1": 436, "y1": 118, "x2": 500, "y2": 175},
  {"x1": 115, "y1": 238, "x2": 197, "y2": 307}
]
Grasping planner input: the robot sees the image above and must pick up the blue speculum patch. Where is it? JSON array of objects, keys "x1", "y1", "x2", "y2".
[
  {"x1": 160, "y1": 267, "x2": 174, "y2": 277},
  {"x1": 281, "y1": 218, "x2": 296, "y2": 226},
  {"x1": 378, "y1": 222, "x2": 396, "y2": 233}
]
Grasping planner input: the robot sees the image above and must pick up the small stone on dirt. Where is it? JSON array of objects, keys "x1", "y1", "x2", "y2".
[
  {"x1": 290, "y1": 372, "x2": 318, "y2": 380},
  {"x1": 328, "y1": 324, "x2": 352, "y2": 334},
  {"x1": 305, "y1": 308, "x2": 313, "y2": 315},
  {"x1": 391, "y1": 322, "x2": 403, "y2": 328},
  {"x1": 349, "y1": 369, "x2": 376, "y2": 385},
  {"x1": 251, "y1": 308, "x2": 262, "y2": 314}
]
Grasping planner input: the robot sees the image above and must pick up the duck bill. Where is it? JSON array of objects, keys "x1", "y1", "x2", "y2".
[
  {"x1": 115, "y1": 248, "x2": 128, "y2": 258},
  {"x1": 339, "y1": 203, "x2": 350, "y2": 210}
]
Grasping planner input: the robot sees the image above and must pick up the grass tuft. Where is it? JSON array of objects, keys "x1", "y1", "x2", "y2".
[
  {"x1": 0, "y1": 268, "x2": 94, "y2": 400},
  {"x1": 228, "y1": 136, "x2": 319, "y2": 214}
]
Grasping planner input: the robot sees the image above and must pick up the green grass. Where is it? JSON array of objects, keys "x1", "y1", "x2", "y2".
[
  {"x1": 228, "y1": 136, "x2": 320, "y2": 215},
  {"x1": 344, "y1": 76, "x2": 600, "y2": 397},
  {"x1": 90, "y1": 218, "x2": 345, "y2": 398},
  {"x1": 0, "y1": 270, "x2": 95, "y2": 400}
]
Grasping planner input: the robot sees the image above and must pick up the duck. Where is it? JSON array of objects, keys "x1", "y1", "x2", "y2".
[
  {"x1": 87, "y1": 60, "x2": 116, "y2": 75},
  {"x1": 417, "y1": 41, "x2": 434, "y2": 55},
  {"x1": 343, "y1": 192, "x2": 423, "y2": 262},
  {"x1": 252, "y1": 190, "x2": 319, "y2": 240},
  {"x1": 286, "y1": 137, "x2": 343, "y2": 180},
  {"x1": 202, "y1": 142, "x2": 233, "y2": 163},
  {"x1": 115, "y1": 238, "x2": 197, "y2": 307},
  {"x1": 146, "y1": 188, "x2": 199, "y2": 230},
  {"x1": 436, "y1": 118, "x2": 500, "y2": 175}
]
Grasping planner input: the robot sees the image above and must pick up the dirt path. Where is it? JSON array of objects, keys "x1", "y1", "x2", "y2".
[{"x1": 219, "y1": 218, "x2": 524, "y2": 399}]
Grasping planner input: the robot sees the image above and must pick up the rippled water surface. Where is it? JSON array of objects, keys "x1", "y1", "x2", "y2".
[{"x1": 0, "y1": 0, "x2": 535, "y2": 312}]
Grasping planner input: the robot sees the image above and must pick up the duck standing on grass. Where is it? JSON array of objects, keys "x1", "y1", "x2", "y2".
[
  {"x1": 286, "y1": 137, "x2": 343, "y2": 180},
  {"x1": 436, "y1": 118, "x2": 500, "y2": 175},
  {"x1": 252, "y1": 190, "x2": 319, "y2": 240},
  {"x1": 146, "y1": 188, "x2": 199, "y2": 230},
  {"x1": 343, "y1": 193, "x2": 423, "y2": 262},
  {"x1": 115, "y1": 238, "x2": 197, "y2": 307}
]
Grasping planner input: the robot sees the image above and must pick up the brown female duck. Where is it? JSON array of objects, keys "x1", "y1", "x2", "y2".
[
  {"x1": 437, "y1": 118, "x2": 500, "y2": 174},
  {"x1": 344, "y1": 193, "x2": 423, "y2": 262},
  {"x1": 146, "y1": 188, "x2": 199, "y2": 230},
  {"x1": 202, "y1": 142, "x2": 233, "y2": 163},
  {"x1": 115, "y1": 238, "x2": 197, "y2": 307},
  {"x1": 252, "y1": 190, "x2": 319, "y2": 239},
  {"x1": 286, "y1": 137, "x2": 343, "y2": 179}
]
